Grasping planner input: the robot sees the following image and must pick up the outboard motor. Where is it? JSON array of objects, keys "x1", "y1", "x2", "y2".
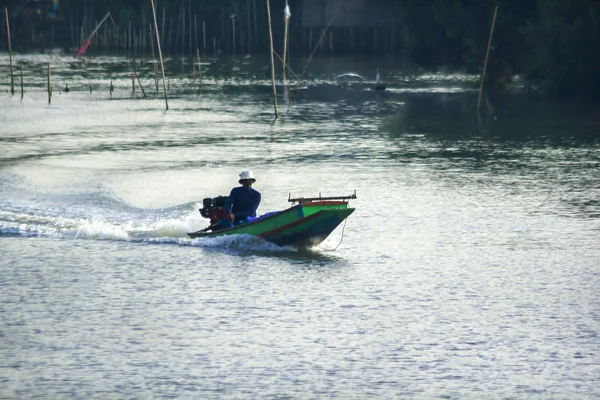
[{"x1": 199, "y1": 196, "x2": 228, "y2": 225}]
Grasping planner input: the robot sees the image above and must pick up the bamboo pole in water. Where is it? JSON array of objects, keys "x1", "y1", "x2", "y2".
[
  {"x1": 175, "y1": 3, "x2": 182, "y2": 53},
  {"x1": 20, "y1": 61, "x2": 23, "y2": 99},
  {"x1": 188, "y1": 0, "x2": 192, "y2": 55},
  {"x1": 151, "y1": 0, "x2": 169, "y2": 110},
  {"x1": 247, "y1": 0, "x2": 252, "y2": 54},
  {"x1": 266, "y1": 0, "x2": 278, "y2": 120},
  {"x1": 221, "y1": 8, "x2": 225, "y2": 53},
  {"x1": 273, "y1": 50, "x2": 300, "y2": 85},
  {"x1": 47, "y1": 63, "x2": 51, "y2": 104},
  {"x1": 131, "y1": 62, "x2": 135, "y2": 93},
  {"x1": 253, "y1": 0, "x2": 258, "y2": 48},
  {"x1": 232, "y1": 15, "x2": 236, "y2": 57},
  {"x1": 5, "y1": 7, "x2": 14, "y2": 95},
  {"x1": 193, "y1": 57, "x2": 196, "y2": 94},
  {"x1": 181, "y1": 5, "x2": 186, "y2": 55},
  {"x1": 299, "y1": 10, "x2": 337, "y2": 82},
  {"x1": 477, "y1": 5, "x2": 498, "y2": 116},
  {"x1": 128, "y1": 21, "x2": 132, "y2": 55},
  {"x1": 196, "y1": 48, "x2": 203, "y2": 93},
  {"x1": 130, "y1": 59, "x2": 146, "y2": 97},
  {"x1": 149, "y1": 24, "x2": 159, "y2": 95},
  {"x1": 194, "y1": 14, "x2": 198, "y2": 53},
  {"x1": 168, "y1": 18, "x2": 173, "y2": 53},
  {"x1": 161, "y1": 7, "x2": 165, "y2": 47},
  {"x1": 282, "y1": 1, "x2": 290, "y2": 85},
  {"x1": 202, "y1": 20, "x2": 206, "y2": 53}
]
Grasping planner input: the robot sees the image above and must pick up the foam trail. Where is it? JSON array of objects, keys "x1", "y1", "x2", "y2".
[{"x1": 0, "y1": 208, "x2": 294, "y2": 252}]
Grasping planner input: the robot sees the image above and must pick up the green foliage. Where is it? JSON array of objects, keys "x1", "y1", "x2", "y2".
[
  {"x1": 520, "y1": 0, "x2": 600, "y2": 100},
  {"x1": 396, "y1": 0, "x2": 600, "y2": 101}
]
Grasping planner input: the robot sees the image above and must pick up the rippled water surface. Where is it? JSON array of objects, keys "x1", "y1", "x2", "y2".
[{"x1": 1, "y1": 53, "x2": 599, "y2": 399}]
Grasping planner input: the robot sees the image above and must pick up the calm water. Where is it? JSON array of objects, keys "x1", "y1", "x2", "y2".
[{"x1": 1, "y1": 53, "x2": 599, "y2": 399}]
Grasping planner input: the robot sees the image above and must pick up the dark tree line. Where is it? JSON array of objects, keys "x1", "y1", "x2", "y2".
[
  {"x1": 2, "y1": 0, "x2": 599, "y2": 101},
  {"x1": 398, "y1": 0, "x2": 600, "y2": 101}
]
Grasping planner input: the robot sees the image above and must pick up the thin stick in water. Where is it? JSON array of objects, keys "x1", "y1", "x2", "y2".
[
  {"x1": 130, "y1": 59, "x2": 146, "y2": 97},
  {"x1": 47, "y1": 63, "x2": 51, "y2": 104},
  {"x1": 151, "y1": 0, "x2": 169, "y2": 110},
  {"x1": 20, "y1": 61, "x2": 23, "y2": 99},
  {"x1": 196, "y1": 48, "x2": 203, "y2": 93},
  {"x1": 266, "y1": 0, "x2": 278, "y2": 120},
  {"x1": 273, "y1": 50, "x2": 300, "y2": 85},
  {"x1": 477, "y1": 5, "x2": 498, "y2": 116},
  {"x1": 149, "y1": 23, "x2": 159, "y2": 95},
  {"x1": 299, "y1": 8, "x2": 338, "y2": 82},
  {"x1": 5, "y1": 7, "x2": 14, "y2": 95},
  {"x1": 282, "y1": 0, "x2": 290, "y2": 85},
  {"x1": 203, "y1": 20, "x2": 206, "y2": 52}
]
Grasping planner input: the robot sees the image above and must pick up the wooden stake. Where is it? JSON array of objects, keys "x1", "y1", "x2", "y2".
[
  {"x1": 149, "y1": 24, "x2": 159, "y2": 95},
  {"x1": 168, "y1": 17, "x2": 173, "y2": 53},
  {"x1": 151, "y1": 0, "x2": 169, "y2": 110},
  {"x1": 203, "y1": 20, "x2": 206, "y2": 52},
  {"x1": 193, "y1": 56, "x2": 196, "y2": 94},
  {"x1": 196, "y1": 48, "x2": 203, "y2": 93},
  {"x1": 188, "y1": 0, "x2": 192, "y2": 54},
  {"x1": 194, "y1": 14, "x2": 198, "y2": 53},
  {"x1": 232, "y1": 15, "x2": 236, "y2": 56},
  {"x1": 247, "y1": 0, "x2": 252, "y2": 54},
  {"x1": 128, "y1": 20, "x2": 132, "y2": 55},
  {"x1": 161, "y1": 7, "x2": 165, "y2": 47},
  {"x1": 5, "y1": 7, "x2": 14, "y2": 95},
  {"x1": 253, "y1": 0, "x2": 258, "y2": 47},
  {"x1": 477, "y1": 5, "x2": 499, "y2": 116},
  {"x1": 47, "y1": 63, "x2": 51, "y2": 104},
  {"x1": 282, "y1": 1, "x2": 290, "y2": 85},
  {"x1": 181, "y1": 4, "x2": 185, "y2": 54},
  {"x1": 131, "y1": 62, "x2": 135, "y2": 93},
  {"x1": 20, "y1": 61, "x2": 23, "y2": 99},
  {"x1": 266, "y1": 0, "x2": 278, "y2": 120}
]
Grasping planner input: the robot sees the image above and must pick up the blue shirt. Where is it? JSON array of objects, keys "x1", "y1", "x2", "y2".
[{"x1": 223, "y1": 186, "x2": 261, "y2": 222}]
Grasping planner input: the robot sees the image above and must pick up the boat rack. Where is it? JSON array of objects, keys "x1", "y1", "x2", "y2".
[{"x1": 288, "y1": 190, "x2": 357, "y2": 204}]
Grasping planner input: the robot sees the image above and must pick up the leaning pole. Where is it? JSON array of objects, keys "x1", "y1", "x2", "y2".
[
  {"x1": 150, "y1": 0, "x2": 169, "y2": 110},
  {"x1": 477, "y1": 5, "x2": 499, "y2": 116}
]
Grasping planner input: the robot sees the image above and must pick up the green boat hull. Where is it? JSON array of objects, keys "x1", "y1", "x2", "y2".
[{"x1": 187, "y1": 202, "x2": 354, "y2": 248}]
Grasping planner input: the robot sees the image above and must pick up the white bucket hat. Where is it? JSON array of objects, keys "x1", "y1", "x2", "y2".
[{"x1": 238, "y1": 170, "x2": 256, "y2": 183}]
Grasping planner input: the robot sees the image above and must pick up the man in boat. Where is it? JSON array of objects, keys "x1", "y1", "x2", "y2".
[{"x1": 221, "y1": 170, "x2": 261, "y2": 227}]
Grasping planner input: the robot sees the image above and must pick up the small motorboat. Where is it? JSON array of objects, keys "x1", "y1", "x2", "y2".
[{"x1": 187, "y1": 192, "x2": 356, "y2": 248}]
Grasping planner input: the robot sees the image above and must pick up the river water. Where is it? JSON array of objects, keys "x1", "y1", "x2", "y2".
[{"x1": 1, "y1": 53, "x2": 599, "y2": 399}]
